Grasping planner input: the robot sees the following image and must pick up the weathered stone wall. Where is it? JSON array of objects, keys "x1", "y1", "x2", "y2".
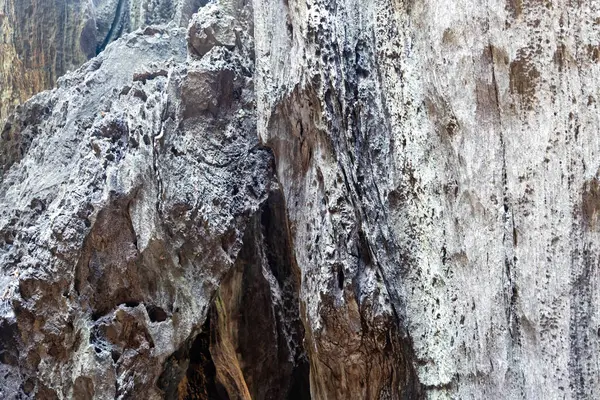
[
  {"x1": 1, "y1": 0, "x2": 600, "y2": 398},
  {"x1": 253, "y1": 0, "x2": 600, "y2": 398}
]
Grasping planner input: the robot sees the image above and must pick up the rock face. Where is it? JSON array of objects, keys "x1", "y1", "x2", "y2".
[
  {"x1": 1, "y1": 3, "x2": 309, "y2": 398},
  {"x1": 1, "y1": 0, "x2": 600, "y2": 399},
  {"x1": 254, "y1": 0, "x2": 600, "y2": 398},
  {"x1": 0, "y1": 0, "x2": 207, "y2": 122}
]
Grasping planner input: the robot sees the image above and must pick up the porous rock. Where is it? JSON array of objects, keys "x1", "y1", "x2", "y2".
[
  {"x1": 2, "y1": 0, "x2": 600, "y2": 399},
  {"x1": 0, "y1": 4, "x2": 307, "y2": 398}
]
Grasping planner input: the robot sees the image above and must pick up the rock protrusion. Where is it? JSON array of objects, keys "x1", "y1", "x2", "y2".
[{"x1": 187, "y1": 4, "x2": 240, "y2": 58}]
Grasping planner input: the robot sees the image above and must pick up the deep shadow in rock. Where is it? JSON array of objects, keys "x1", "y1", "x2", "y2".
[
  {"x1": 183, "y1": 316, "x2": 229, "y2": 400},
  {"x1": 159, "y1": 189, "x2": 311, "y2": 400},
  {"x1": 158, "y1": 315, "x2": 229, "y2": 400}
]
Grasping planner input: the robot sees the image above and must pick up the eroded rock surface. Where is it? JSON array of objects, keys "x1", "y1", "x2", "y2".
[
  {"x1": 2, "y1": 0, "x2": 600, "y2": 399},
  {"x1": 254, "y1": 0, "x2": 600, "y2": 398},
  {"x1": 0, "y1": 0, "x2": 208, "y2": 122},
  {"x1": 0, "y1": 3, "x2": 311, "y2": 398}
]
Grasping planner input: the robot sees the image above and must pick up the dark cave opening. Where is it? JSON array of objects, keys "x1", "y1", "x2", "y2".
[
  {"x1": 145, "y1": 304, "x2": 168, "y2": 323},
  {"x1": 179, "y1": 315, "x2": 229, "y2": 400},
  {"x1": 337, "y1": 265, "x2": 345, "y2": 290}
]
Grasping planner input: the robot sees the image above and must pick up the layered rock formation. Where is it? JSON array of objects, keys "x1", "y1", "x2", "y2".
[
  {"x1": 2, "y1": 0, "x2": 600, "y2": 399},
  {"x1": 0, "y1": 0, "x2": 207, "y2": 121}
]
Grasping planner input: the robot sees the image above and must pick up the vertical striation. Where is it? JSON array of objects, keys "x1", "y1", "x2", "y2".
[
  {"x1": 253, "y1": 0, "x2": 600, "y2": 398},
  {"x1": 1, "y1": 0, "x2": 600, "y2": 399},
  {"x1": 0, "y1": 0, "x2": 207, "y2": 122}
]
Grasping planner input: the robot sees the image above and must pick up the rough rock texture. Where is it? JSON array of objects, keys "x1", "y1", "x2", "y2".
[
  {"x1": 2, "y1": 0, "x2": 600, "y2": 399},
  {"x1": 0, "y1": 0, "x2": 207, "y2": 122},
  {"x1": 254, "y1": 0, "x2": 600, "y2": 398},
  {"x1": 1, "y1": 3, "x2": 309, "y2": 398}
]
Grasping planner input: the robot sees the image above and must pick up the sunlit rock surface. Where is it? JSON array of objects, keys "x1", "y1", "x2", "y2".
[{"x1": 1, "y1": 0, "x2": 600, "y2": 398}]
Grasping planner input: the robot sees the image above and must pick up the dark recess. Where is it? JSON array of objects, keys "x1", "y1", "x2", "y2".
[
  {"x1": 159, "y1": 316, "x2": 229, "y2": 400},
  {"x1": 96, "y1": 0, "x2": 126, "y2": 55},
  {"x1": 183, "y1": 316, "x2": 229, "y2": 400},
  {"x1": 145, "y1": 305, "x2": 168, "y2": 323}
]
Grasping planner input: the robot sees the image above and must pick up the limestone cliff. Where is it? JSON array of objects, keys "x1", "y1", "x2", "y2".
[
  {"x1": 0, "y1": 0, "x2": 207, "y2": 121},
  {"x1": 1, "y1": 0, "x2": 600, "y2": 399}
]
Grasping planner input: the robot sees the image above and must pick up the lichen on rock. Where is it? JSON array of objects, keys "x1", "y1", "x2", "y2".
[{"x1": 2, "y1": 0, "x2": 600, "y2": 399}]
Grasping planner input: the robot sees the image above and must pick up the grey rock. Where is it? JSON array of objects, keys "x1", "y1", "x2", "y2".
[
  {"x1": 2, "y1": 0, "x2": 600, "y2": 399},
  {"x1": 254, "y1": 0, "x2": 600, "y2": 398},
  {"x1": 0, "y1": 0, "x2": 208, "y2": 122},
  {"x1": 0, "y1": 3, "x2": 309, "y2": 397},
  {"x1": 187, "y1": 3, "x2": 239, "y2": 58}
]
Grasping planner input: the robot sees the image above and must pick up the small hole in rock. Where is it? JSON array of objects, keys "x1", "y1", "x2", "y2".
[
  {"x1": 146, "y1": 305, "x2": 168, "y2": 322},
  {"x1": 337, "y1": 265, "x2": 344, "y2": 290},
  {"x1": 111, "y1": 350, "x2": 121, "y2": 363}
]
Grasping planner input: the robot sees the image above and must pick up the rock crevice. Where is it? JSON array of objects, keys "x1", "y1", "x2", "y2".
[{"x1": 2, "y1": 0, "x2": 600, "y2": 399}]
